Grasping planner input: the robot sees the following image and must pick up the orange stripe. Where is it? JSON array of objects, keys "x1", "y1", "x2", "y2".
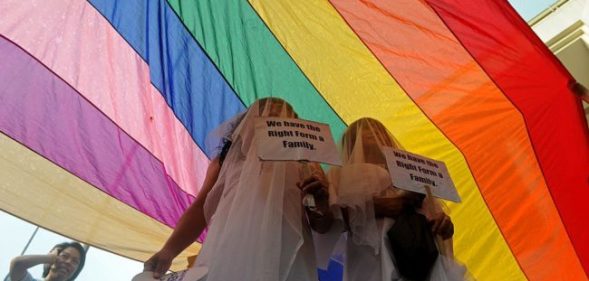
[{"x1": 330, "y1": 0, "x2": 585, "y2": 279}]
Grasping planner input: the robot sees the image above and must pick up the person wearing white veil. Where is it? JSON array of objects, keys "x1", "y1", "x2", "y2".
[
  {"x1": 144, "y1": 97, "x2": 333, "y2": 281},
  {"x1": 328, "y1": 117, "x2": 468, "y2": 281}
]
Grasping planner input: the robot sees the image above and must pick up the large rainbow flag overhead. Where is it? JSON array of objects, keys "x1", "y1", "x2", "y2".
[{"x1": 1, "y1": 0, "x2": 588, "y2": 280}]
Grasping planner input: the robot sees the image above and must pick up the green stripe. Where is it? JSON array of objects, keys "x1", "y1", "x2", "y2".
[{"x1": 167, "y1": 0, "x2": 346, "y2": 139}]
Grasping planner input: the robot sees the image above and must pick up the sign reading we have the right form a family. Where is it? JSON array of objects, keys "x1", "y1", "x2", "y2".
[
  {"x1": 255, "y1": 117, "x2": 341, "y2": 166},
  {"x1": 382, "y1": 147, "x2": 461, "y2": 202}
]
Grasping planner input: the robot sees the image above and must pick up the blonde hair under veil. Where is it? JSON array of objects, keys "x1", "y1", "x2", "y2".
[
  {"x1": 196, "y1": 98, "x2": 317, "y2": 281},
  {"x1": 328, "y1": 117, "x2": 409, "y2": 254},
  {"x1": 330, "y1": 118, "x2": 472, "y2": 281}
]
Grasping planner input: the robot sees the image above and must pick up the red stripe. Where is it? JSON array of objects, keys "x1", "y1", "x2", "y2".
[{"x1": 426, "y1": 0, "x2": 589, "y2": 276}]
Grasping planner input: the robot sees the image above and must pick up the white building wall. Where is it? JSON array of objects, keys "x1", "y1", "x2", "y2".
[{"x1": 530, "y1": 0, "x2": 589, "y2": 121}]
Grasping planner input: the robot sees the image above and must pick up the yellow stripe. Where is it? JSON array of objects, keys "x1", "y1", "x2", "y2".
[
  {"x1": 0, "y1": 133, "x2": 199, "y2": 271},
  {"x1": 249, "y1": 1, "x2": 525, "y2": 279}
]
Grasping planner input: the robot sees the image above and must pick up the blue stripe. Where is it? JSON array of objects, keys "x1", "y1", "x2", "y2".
[
  {"x1": 318, "y1": 258, "x2": 344, "y2": 281},
  {"x1": 88, "y1": 0, "x2": 245, "y2": 157}
]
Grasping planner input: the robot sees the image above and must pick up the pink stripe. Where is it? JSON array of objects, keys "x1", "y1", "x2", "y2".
[
  {"x1": 0, "y1": 0, "x2": 207, "y2": 196},
  {"x1": 0, "y1": 35, "x2": 193, "y2": 226}
]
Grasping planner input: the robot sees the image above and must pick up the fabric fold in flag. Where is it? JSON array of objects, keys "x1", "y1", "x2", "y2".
[
  {"x1": 0, "y1": 132, "x2": 199, "y2": 271},
  {"x1": 329, "y1": 0, "x2": 586, "y2": 279},
  {"x1": 0, "y1": 35, "x2": 193, "y2": 229},
  {"x1": 166, "y1": 0, "x2": 347, "y2": 139},
  {"x1": 426, "y1": 0, "x2": 589, "y2": 278},
  {"x1": 89, "y1": 0, "x2": 246, "y2": 153},
  {"x1": 0, "y1": 0, "x2": 209, "y2": 197}
]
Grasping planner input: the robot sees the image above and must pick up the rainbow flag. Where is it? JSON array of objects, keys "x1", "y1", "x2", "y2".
[{"x1": 1, "y1": 1, "x2": 587, "y2": 280}]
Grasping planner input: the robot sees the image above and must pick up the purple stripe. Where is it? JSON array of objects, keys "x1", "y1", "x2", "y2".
[{"x1": 0, "y1": 36, "x2": 193, "y2": 227}]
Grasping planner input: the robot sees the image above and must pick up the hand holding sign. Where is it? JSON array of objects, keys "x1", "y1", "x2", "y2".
[
  {"x1": 298, "y1": 161, "x2": 332, "y2": 208},
  {"x1": 382, "y1": 147, "x2": 460, "y2": 202},
  {"x1": 255, "y1": 117, "x2": 338, "y2": 233},
  {"x1": 256, "y1": 117, "x2": 340, "y2": 207}
]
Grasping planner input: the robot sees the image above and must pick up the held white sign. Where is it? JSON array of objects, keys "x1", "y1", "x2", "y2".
[
  {"x1": 382, "y1": 147, "x2": 460, "y2": 202},
  {"x1": 255, "y1": 117, "x2": 342, "y2": 166}
]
